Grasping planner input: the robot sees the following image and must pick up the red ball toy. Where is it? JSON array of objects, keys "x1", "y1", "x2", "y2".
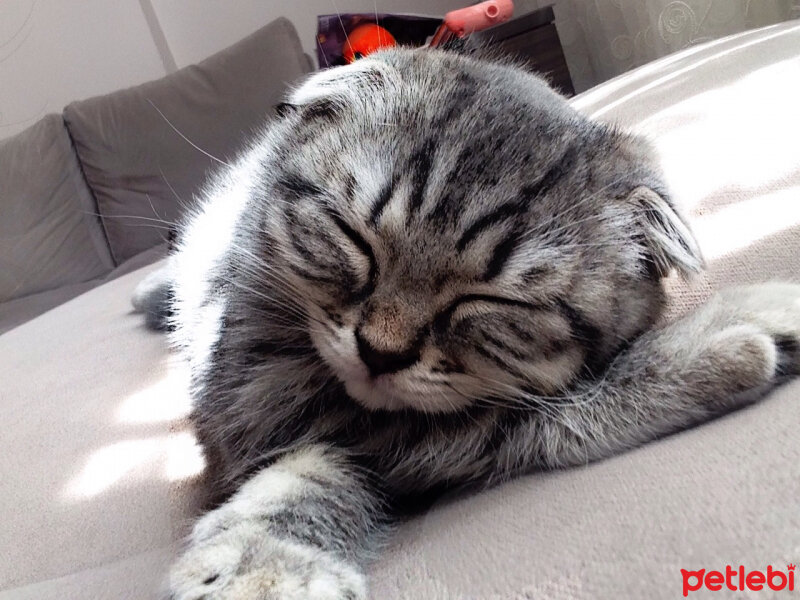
[{"x1": 342, "y1": 23, "x2": 396, "y2": 63}]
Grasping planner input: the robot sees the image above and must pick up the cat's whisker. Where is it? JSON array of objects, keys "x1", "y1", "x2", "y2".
[
  {"x1": 145, "y1": 193, "x2": 163, "y2": 221},
  {"x1": 159, "y1": 166, "x2": 196, "y2": 214},
  {"x1": 144, "y1": 193, "x2": 171, "y2": 243},
  {"x1": 225, "y1": 242, "x2": 318, "y2": 299},
  {"x1": 147, "y1": 98, "x2": 231, "y2": 167},
  {"x1": 521, "y1": 172, "x2": 670, "y2": 241},
  {"x1": 518, "y1": 179, "x2": 626, "y2": 241},
  {"x1": 228, "y1": 271, "x2": 327, "y2": 329},
  {"x1": 212, "y1": 272, "x2": 325, "y2": 328},
  {"x1": 461, "y1": 371, "x2": 603, "y2": 411},
  {"x1": 330, "y1": 0, "x2": 348, "y2": 43},
  {"x1": 373, "y1": 0, "x2": 381, "y2": 47},
  {"x1": 527, "y1": 201, "x2": 683, "y2": 242},
  {"x1": 231, "y1": 303, "x2": 314, "y2": 334},
  {"x1": 106, "y1": 223, "x2": 172, "y2": 231},
  {"x1": 80, "y1": 211, "x2": 176, "y2": 226}
]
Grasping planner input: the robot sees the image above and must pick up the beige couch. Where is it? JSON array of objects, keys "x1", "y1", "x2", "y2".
[{"x1": 3, "y1": 20, "x2": 800, "y2": 600}]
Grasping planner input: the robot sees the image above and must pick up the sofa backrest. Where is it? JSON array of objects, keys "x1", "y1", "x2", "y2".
[
  {"x1": 0, "y1": 18, "x2": 311, "y2": 307},
  {"x1": 63, "y1": 17, "x2": 313, "y2": 266},
  {"x1": 0, "y1": 114, "x2": 115, "y2": 303}
]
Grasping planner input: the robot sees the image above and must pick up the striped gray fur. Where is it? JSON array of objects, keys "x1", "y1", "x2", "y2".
[{"x1": 131, "y1": 48, "x2": 800, "y2": 600}]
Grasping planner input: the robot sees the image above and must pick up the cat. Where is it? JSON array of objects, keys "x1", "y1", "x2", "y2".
[{"x1": 132, "y1": 47, "x2": 800, "y2": 599}]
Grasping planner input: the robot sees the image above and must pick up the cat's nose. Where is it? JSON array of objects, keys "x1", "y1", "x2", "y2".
[{"x1": 355, "y1": 330, "x2": 420, "y2": 377}]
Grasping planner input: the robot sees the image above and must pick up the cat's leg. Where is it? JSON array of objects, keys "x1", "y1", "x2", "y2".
[
  {"x1": 496, "y1": 283, "x2": 800, "y2": 472},
  {"x1": 132, "y1": 263, "x2": 174, "y2": 330},
  {"x1": 167, "y1": 444, "x2": 384, "y2": 600}
]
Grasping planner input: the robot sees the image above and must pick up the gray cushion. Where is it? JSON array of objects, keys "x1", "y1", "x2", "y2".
[
  {"x1": 0, "y1": 114, "x2": 114, "y2": 303},
  {"x1": 63, "y1": 17, "x2": 312, "y2": 265}
]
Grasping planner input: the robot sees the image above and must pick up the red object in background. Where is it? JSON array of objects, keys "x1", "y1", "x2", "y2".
[
  {"x1": 430, "y1": 0, "x2": 514, "y2": 47},
  {"x1": 343, "y1": 23, "x2": 397, "y2": 63}
]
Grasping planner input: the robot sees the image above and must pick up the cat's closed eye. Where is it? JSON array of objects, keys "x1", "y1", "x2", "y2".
[
  {"x1": 327, "y1": 211, "x2": 376, "y2": 301},
  {"x1": 433, "y1": 294, "x2": 544, "y2": 334}
]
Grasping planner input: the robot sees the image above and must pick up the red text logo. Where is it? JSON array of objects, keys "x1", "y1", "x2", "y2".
[{"x1": 682, "y1": 564, "x2": 795, "y2": 596}]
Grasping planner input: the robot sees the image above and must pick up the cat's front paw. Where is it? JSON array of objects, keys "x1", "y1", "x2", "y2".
[
  {"x1": 167, "y1": 521, "x2": 366, "y2": 600},
  {"x1": 662, "y1": 283, "x2": 800, "y2": 407},
  {"x1": 716, "y1": 283, "x2": 800, "y2": 376}
]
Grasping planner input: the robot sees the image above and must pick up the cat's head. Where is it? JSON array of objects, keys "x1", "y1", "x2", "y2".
[{"x1": 253, "y1": 48, "x2": 702, "y2": 413}]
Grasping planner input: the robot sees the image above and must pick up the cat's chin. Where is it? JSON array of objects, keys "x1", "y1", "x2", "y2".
[
  {"x1": 343, "y1": 378, "x2": 410, "y2": 412},
  {"x1": 342, "y1": 375, "x2": 472, "y2": 414}
]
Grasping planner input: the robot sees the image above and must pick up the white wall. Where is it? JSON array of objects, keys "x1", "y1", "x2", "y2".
[
  {"x1": 0, "y1": 0, "x2": 463, "y2": 140},
  {"x1": 149, "y1": 0, "x2": 466, "y2": 68},
  {"x1": 0, "y1": 0, "x2": 165, "y2": 139}
]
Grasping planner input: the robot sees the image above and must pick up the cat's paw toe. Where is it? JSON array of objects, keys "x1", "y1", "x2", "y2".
[
  {"x1": 167, "y1": 523, "x2": 365, "y2": 600},
  {"x1": 167, "y1": 526, "x2": 245, "y2": 600}
]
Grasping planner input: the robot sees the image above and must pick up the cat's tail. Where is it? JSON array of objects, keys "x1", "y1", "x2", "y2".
[{"x1": 132, "y1": 264, "x2": 174, "y2": 331}]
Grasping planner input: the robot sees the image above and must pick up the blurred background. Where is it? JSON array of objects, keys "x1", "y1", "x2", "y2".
[{"x1": 1, "y1": 0, "x2": 799, "y2": 140}]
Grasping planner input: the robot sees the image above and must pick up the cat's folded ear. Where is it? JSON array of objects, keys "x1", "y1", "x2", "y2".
[{"x1": 627, "y1": 186, "x2": 704, "y2": 279}]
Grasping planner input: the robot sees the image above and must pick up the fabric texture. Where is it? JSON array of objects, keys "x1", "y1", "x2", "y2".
[
  {"x1": 2, "y1": 21, "x2": 800, "y2": 600},
  {"x1": 63, "y1": 17, "x2": 312, "y2": 265},
  {"x1": 0, "y1": 261, "x2": 197, "y2": 599},
  {"x1": 0, "y1": 244, "x2": 167, "y2": 337},
  {"x1": 0, "y1": 113, "x2": 113, "y2": 303}
]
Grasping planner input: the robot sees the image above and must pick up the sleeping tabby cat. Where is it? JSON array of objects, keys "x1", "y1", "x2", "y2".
[{"x1": 133, "y1": 47, "x2": 800, "y2": 599}]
